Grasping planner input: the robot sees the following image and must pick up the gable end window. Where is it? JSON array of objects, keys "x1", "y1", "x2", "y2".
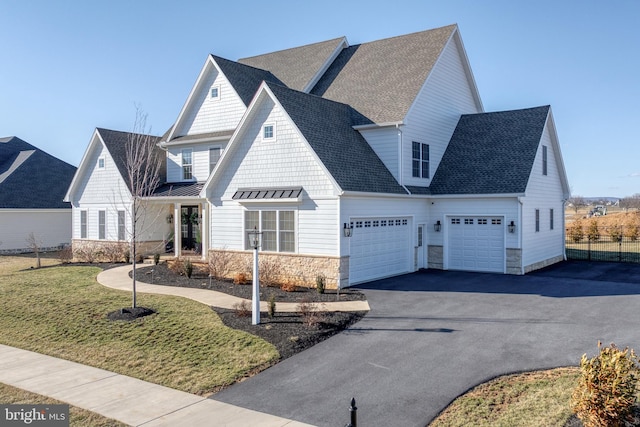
[
  {"x1": 550, "y1": 208, "x2": 554, "y2": 230},
  {"x1": 210, "y1": 85, "x2": 220, "y2": 100},
  {"x1": 542, "y1": 145, "x2": 548, "y2": 176},
  {"x1": 98, "y1": 157, "x2": 105, "y2": 169},
  {"x1": 263, "y1": 124, "x2": 275, "y2": 141},
  {"x1": 535, "y1": 209, "x2": 540, "y2": 232},
  {"x1": 182, "y1": 149, "x2": 193, "y2": 180},
  {"x1": 412, "y1": 142, "x2": 429, "y2": 178}
]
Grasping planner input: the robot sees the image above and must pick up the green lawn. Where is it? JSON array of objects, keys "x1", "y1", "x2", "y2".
[{"x1": 0, "y1": 255, "x2": 278, "y2": 396}]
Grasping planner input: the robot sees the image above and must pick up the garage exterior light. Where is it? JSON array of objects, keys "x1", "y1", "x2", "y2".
[
  {"x1": 343, "y1": 222, "x2": 353, "y2": 237},
  {"x1": 434, "y1": 220, "x2": 441, "y2": 232}
]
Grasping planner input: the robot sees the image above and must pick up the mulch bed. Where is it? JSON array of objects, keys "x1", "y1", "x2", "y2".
[{"x1": 126, "y1": 263, "x2": 367, "y2": 360}]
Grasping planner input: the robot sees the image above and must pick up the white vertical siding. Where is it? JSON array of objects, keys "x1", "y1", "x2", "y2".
[
  {"x1": 402, "y1": 36, "x2": 481, "y2": 187},
  {"x1": 176, "y1": 65, "x2": 247, "y2": 136},
  {"x1": 358, "y1": 127, "x2": 399, "y2": 180},
  {"x1": 0, "y1": 210, "x2": 71, "y2": 251},
  {"x1": 209, "y1": 94, "x2": 339, "y2": 256},
  {"x1": 521, "y1": 123, "x2": 565, "y2": 266}
]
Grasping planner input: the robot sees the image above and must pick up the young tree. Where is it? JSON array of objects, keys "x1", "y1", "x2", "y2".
[
  {"x1": 25, "y1": 232, "x2": 42, "y2": 268},
  {"x1": 123, "y1": 109, "x2": 164, "y2": 308},
  {"x1": 568, "y1": 195, "x2": 587, "y2": 214}
]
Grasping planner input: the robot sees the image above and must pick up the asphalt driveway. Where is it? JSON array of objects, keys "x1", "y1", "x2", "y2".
[{"x1": 213, "y1": 261, "x2": 640, "y2": 427}]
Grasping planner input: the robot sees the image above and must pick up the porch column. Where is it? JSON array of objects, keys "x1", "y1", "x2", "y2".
[
  {"x1": 200, "y1": 201, "x2": 208, "y2": 261},
  {"x1": 174, "y1": 203, "x2": 180, "y2": 258}
]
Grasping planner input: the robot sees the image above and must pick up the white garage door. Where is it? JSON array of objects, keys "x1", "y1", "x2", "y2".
[
  {"x1": 448, "y1": 216, "x2": 504, "y2": 273},
  {"x1": 349, "y1": 217, "x2": 412, "y2": 284}
]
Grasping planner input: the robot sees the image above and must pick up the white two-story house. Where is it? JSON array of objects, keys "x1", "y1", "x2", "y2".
[{"x1": 65, "y1": 24, "x2": 570, "y2": 287}]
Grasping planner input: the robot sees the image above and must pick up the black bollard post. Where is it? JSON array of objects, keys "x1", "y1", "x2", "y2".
[{"x1": 345, "y1": 397, "x2": 357, "y2": 427}]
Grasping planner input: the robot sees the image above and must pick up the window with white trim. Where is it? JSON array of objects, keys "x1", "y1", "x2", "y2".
[
  {"x1": 98, "y1": 210, "x2": 106, "y2": 240},
  {"x1": 210, "y1": 85, "x2": 220, "y2": 100},
  {"x1": 542, "y1": 145, "x2": 548, "y2": 176},
  {"x1": 535, "y1": 209, "x2": 540, "y2": 232},
  {"x1": 244, "y1": 210, "x2": 295, "y2": 252},
  {"x1": 182, "y1": 149, "x2": 193, "y2": 180},
  {"x1": 98, "y1": 157, "x2": 105, "y2": 169},
  {"x1": 412, "y1": 142, "x2": 429, "y2": 178},
  {"x1": 263, "y1": 124, "x2": 275, "y2": 141},
  {"x1": 118, "y1": 210, "x2": 125, "y2": 241},
  {"x1": 550, "y1": 208, "x2": 554, "y2": 230},
  {"x1": 209, "y1": 147, "x2": 221, "y2": 174},
  {"x1": 80, "y1": 211, "x2": 87, "y2": 239}
]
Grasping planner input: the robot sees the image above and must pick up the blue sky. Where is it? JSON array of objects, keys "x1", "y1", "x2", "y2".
[{"x1": 1, "y1": 0, "x2": 638, "y2": 198}]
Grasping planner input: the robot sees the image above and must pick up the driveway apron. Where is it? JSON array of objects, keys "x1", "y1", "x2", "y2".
[{"x1": 212, "y1": 261, "x2": 640, "y2": 427}]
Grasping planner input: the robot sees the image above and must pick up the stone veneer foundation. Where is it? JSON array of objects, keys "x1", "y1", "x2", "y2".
[
  {"x1": 72, "y1": 240, "x2": 165, "y2": 261},
  {"x1": 427, "y1": 245, "x2": 443, "y2": 269},
  {"x1": 208, "y1": 249, "x2": 346, "y2": 289},
  {"x1": 506, "y1": 248, "x2": 523, "y2": 275},
  {"x1": 523, "y1": 254, "x2": 564, "y2": 274}
]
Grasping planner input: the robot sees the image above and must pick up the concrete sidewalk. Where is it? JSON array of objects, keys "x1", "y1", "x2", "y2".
[
  {"x1": 97, "y1": 265, "x2": 370, "y2": 313},
  {"x1": 0, "y1": 344, "x2": 313, "y2": 426}
]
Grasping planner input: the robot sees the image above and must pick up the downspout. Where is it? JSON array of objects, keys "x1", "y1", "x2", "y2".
[
  {"x1": 518, "y1": 196, "x2": 524, "y2": 275},
  {"x1": 562, "y1": 198, "x2": 568, "y2": 260}
]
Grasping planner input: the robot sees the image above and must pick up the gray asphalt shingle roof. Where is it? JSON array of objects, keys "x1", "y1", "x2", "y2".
[
  {"x1": 429, "y1": 106, "x2": 551, "y2": 195},
  {"x1": 267, "y1": 83, "x2": 407, "y2": 194},
  {"x1": 0, "y1": 136, "x2": 76, "y2": 209},
  {"x1": 311, "y1": 25, "x2": 456, "y2": 124},
  {"x1": 239, "y1": 37, "x2": 346, "y2": 92},
  {"x1": 212, "y1": 55, "x2": 284, "y2": 106},
  {"x1": 96, "y1": 128, "x2": 165, "y2": 193}
]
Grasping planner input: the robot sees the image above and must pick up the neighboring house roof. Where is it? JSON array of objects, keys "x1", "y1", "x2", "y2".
[
  {"x1": 213, "y1": 55, "x2": 284, "y2": 106},
  {"x1": 267, "y1": 83, "x2": 407, "y2": 194},
  {"x1": 0, "y1": 136, "x2": 76, "y2": 209},
  {"x1": 429, "y1": 106, "x2": 551, "y2": 195},
  {"x1": 310, "y1": 25, "x2": 457, "y2": 124},
  {"x1": 96, "y1": 128, "x2": 166, "y2": 193},
  {"x1": 239, "y1": 37, "x2": 347, "y2": 92}
]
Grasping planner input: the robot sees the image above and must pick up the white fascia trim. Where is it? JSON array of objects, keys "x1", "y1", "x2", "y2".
[
  {"x1": 544, "y1": 108, "x2": 571, "y2": 199},
  {"x1": 302, "y1": 37, "x2": 349, "y2": 93},
  {"x1": 429, "y1": 193, "x2": 525, "y2": 199},
  {"x1": 451, "y1": 26, "x2": 484, "y2": 112},
  {"x1": 0, "y1": 209, "x2": 71, "y2": 213},
  {"x1": 161, "y1": 134, "x2": 232, "y2": 147},
  {"x1": 352, "y1": 121, "x2": 404, "y2": 130},
  {"x1": 64, "y1": 129, "x2": 107, "y2": 202}
]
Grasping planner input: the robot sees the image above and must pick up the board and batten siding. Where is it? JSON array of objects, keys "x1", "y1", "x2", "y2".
[
  {"x1": 209, "y1": 93, "x2": 339, "y2": 256},
  {"x1": 166, "y1": 141, "x2": 228, "y2": 183},
  {"x1": 175, "y1": 63, "x2": 247, "y2": 136},
  {"x1": 0, "y1": 210, "x2": 71, "y2": 251},
  {"x1": 521, "y1": 124, "x2": 565, "y2": 267},
  {"x1": 402, "y1": 35, "x2": 481, "y2": 188}
]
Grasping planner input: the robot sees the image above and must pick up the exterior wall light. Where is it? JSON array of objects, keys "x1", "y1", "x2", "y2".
[
  {"x1": 434, "y1": 220, "x2": 441, "y2": 232},
  {"x1": 508, "y1": 221, "x2": 516, "y2": 233},
  {"x1": 166, "y1": 214, "x2": 173, "y2": 224},
  {"x1": 343, "y1": 222, "x2": 353, "y2": 238}
]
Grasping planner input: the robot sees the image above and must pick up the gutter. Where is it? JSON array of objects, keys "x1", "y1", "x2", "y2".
[{"x1": 518, "y1": 196, "x2": 524, "y2": 275}]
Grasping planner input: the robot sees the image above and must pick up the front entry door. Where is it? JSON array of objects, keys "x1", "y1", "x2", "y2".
[{"x1": 181, "y1": 206, "x2": 198, "y2": 251}]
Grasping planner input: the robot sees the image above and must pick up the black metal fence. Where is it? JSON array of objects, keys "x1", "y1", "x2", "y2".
[{"x1": 565, "y1": 225, "x2": 640, "y2": 263}]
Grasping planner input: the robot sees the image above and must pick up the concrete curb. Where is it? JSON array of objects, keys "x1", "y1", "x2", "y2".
[{"x1": 97, "y1": 265, "x2": 370, "y2": 313}]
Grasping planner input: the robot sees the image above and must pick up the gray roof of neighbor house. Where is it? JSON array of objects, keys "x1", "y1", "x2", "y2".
[
  {"x1": 96, "y1": 128, "x2": 166, "y2": 193},
  {"x1": 429, "y1": 106, "x2": 551, "y2": 195},
  {"x1": 0, "y1": 136, "x2": 76, "y2": 209},
  {"x1": 239, "y1": 37, "x2": 346, "y2": 92},
  {"x1": 311, "y1": 25, "x2": 456, "y2": 124},
  {"x1": 267, "y1": 83, "x2": 407, "y2": 194}
]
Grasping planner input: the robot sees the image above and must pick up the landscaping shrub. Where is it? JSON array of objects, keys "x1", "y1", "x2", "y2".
[
  {"x1": 102, "y1": 243, "x2": 127, "y2": 263},
  {"x1": 267, "y1": 294, "x2": 276, "y2": 318},
  {"x1": 280, "y1": 279, "x2": 297, "y2": 292},
  {"x1": 233, "y1": 272, "x2": 248, "y2": 285},
  {"x1": 232, "y1": 300, "x2": 251, "y2": 317},
  {"x1": 316, "y1": 274, "x2": 326, "y2": 294},
  {"x1": 153, "y1": 253, "x2": 160, "y2": 265},
  {"x1": 74, "y1": 243, "x2": 100, "y2": 263},
  {"x1": 169, "y1": 257, "x2": 184, "y2": 275},
  {"x1": 569, "y1": 221, "x2": 584, "y2": 243},
  {"x1": 259, "y1": 257, "x2": 282, "y2": 287},
  {"x1": 571, "y1": 342, "x2": 640, "y2": 427},
  {"x1": 184, "y1": 259, "x2": 193, "y2": 279},
  {"x1": 297, "y1": 298, "x2": 325, "y2": 328},
  {"x1": 625, "y1": 221, "x2": 639, "y2": 241},
  {"x1": 609, "y1": 225, "x2": 623, "y2": 243},
  {"x1": 124, "y1": 250, "x2": 131, "y2": 264},
  {"x1": 58, "y1": 246, "x2": 73, "y2": 264},
  {"x1": 207, "y1": 248, "x2": 237, "y2": 279},
  {"x1": 587, "y1": 220, "x2": 600, "y2": 242}
]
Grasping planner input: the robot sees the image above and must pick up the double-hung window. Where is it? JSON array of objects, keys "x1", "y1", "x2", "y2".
[
  {"x1": 182, "y1": 149, "x2": 193, "y2": 180},
  {"x1": 263, "y1": 124, "x2": 275, "y2": 141},
  {"x1": 245, "y1": 210, "x2": 295, "y2": 252},
  {"x1": 98, "y1": 211, "x2": 106, "y2": 240},
  {"x1": 412, "y1": 142, "x2": 429, "y2": 178},
  {"x1": 80, "y1": 211, "x2": 87, "y2": 239},
  {"x1": 118, "y1": 210, "x2": 126, "y2": 240},
  {"x1": 209, "y1": 147, "x2": 221, "y2": 174}
]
